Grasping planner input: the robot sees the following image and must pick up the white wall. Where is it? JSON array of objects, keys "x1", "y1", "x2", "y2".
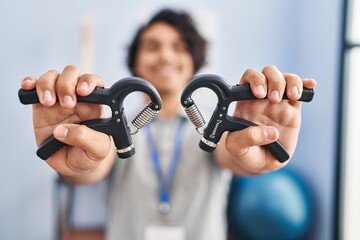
[{"x1": 0, "y1": 0, "x2": 341, "y2": 239}]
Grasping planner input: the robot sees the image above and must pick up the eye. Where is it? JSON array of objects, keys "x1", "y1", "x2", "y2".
[
  {"x1": 140, "y1": 40, "x2": 159, "y2": 52},
  {"x1": 174, "y1": 41, "x2": 188, "y2": 52}
]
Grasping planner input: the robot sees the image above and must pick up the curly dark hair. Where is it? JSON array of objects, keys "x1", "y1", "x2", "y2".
[{"x1": 126, "y1": 8, "x2": 207, "y2": 75}]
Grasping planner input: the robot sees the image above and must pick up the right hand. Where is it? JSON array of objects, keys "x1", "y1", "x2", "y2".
[{"x1": 21, "y1": 65, "x2": 116, "y2": 184}]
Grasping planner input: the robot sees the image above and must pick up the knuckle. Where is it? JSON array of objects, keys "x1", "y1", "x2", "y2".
[
  {"x1": 80, "y1": 73, "x2": 92, "y2": 79},
  {"x1": 244, "y1": 68, "x2": 258, "y2": 77},
  {"x1": 284, "y1": 73, "x2": 301, "y2": 82},
  {"x1": 67, "y1": 125, "x2": 88, "y2": 145},
  {"x1": 38, "y1": 73, "x2": 57, "y2": 88},
  {"x1": 263, "y1": 65, "x2": 277, "y2": 72},
  {"x1": 81, "y1": 74, "x2": 100, "y2": 83},
  {"x1": 285, "y1": 72, "x2": 297, "y2": 78},
  {"x1": 74, "y1": 125, "x2": 88, "y2": 141},
  {"x1": 56, "y1": 82, "x2": 69, "y2": 93},
  {"x1": 244, "y1": 127, "x2": 258, "y2": 145},
  {"x1": 56, "y1": 78, "x2": 77, "y2": 94},
  {"x1": 64, "y1": 64, "x2": 80, "y2": 73},
  {"x1": 38, "y1": 74, "x2": 52, "y2": 83},
  {"x1": 87, "y1": 74, "x2": 104, "y2": 86},
  {"x1": 245, "y1": 68, "x2": 264, "y2": 80},
  {"x1": 46, "y1": 69, "x2": 60, "y2": 75}
]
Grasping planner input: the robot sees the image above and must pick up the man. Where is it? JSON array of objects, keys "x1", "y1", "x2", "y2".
[{"x1": 20, "y1": 8, "x2": 316, "y2": 240}]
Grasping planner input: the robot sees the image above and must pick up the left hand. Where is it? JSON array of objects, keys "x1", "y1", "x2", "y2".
[{"x1": 215, "y1": 65, "x2": 317, "y2": 175}]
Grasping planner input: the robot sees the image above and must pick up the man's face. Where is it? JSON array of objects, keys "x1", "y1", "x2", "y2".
[{"x1": 133, "y1": 22, "x2": 194, "y2": 97}]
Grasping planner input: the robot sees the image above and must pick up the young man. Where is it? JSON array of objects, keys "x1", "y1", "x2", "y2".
[{"x1": 21, "y1": 8, "x2": 316, "y2": 240}]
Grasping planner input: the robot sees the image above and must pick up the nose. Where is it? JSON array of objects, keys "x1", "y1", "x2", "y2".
[{"x1": 158, "y1": 46, "x2": 176, "y2": 63}]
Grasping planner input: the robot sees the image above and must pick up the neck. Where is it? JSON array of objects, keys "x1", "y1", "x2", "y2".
[{"x1": 156, "y1": 92, "x2": 182, "y2": 119}]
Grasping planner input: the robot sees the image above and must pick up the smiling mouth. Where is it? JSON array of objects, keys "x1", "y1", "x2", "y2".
[{"x1": 154, "y1": 67, "x2": 179, "y2": 77}]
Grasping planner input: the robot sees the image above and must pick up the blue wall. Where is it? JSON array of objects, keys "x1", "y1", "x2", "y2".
[{"x1": 0, "y1": 0, "x2": 341, "y2": 239}]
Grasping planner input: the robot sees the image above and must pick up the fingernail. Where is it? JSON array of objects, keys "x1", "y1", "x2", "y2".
[
  {"x1": 255, "y1": 85, "x2": 266, "y2": 97},
  {"x1": 79, "y1": 81, "x2": 89, "y2": 91},
  {"x1": 43, "y1": 90, "x2": 53, "y2": 102},
  {"x1": 264, "y1": 127, "x2": 277, "y2": 141},
  {"x1": 290, "y1": 86, "x2": 299, "y2": 96},
  {"x1": 270, "y1": 90, "x2": 280, "y2": 101},
  {"x1": 63, "y1": 95, "x2": 74, "y2": 106},
  {"x1": 55, "y1": 125, "x2": 68, "y2": 138}
]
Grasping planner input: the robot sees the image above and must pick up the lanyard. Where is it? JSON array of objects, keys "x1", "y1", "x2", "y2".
[{"x1": 144, "y1": 118, "x2": 186, "y2": 215}]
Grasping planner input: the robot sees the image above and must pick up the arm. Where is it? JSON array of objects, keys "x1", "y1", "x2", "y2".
[
  {"x1": 21, "y1": 65, "x2": 117, "y2": 184},
  {"x1": 214, "y1": 66, "x2": 317, "y2": 175}
]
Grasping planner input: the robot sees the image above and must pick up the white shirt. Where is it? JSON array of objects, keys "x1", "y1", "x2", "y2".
[{"x1": 106, "y1": 115, "x2": 231, "y2": 240}]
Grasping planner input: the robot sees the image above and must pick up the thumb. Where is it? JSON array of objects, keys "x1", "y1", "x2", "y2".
[
  {"x1": 53, "y1": 124, "x2": 112, "y2": 161},
  {"x1": 226, "y1": 125, "x2": 279, "y2": 158}
]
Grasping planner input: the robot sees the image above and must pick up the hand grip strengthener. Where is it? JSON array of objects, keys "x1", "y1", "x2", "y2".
[
  {"x1": 181, "y1": 74, "x2": 314, "y2": 163},
  {"x1": 18, "y1": 77, "x2": 162, "y2": 160}
]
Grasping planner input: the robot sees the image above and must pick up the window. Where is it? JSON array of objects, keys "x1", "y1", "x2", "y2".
[{"x1": 339, "y1": 0, "x2": 360, "y2": 239}]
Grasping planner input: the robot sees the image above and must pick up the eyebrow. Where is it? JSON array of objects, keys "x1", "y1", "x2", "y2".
[{"x1": 140, "y1": 34, "x2": 186, "y2": 44}]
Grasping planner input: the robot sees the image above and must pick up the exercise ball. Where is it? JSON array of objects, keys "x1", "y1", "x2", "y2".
[{"x1": 227, "y1": 168, "x2": 312, "y2": 240}]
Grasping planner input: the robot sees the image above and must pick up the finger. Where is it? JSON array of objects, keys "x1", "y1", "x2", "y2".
[
  {"x1": 77, "y1": 74, "x2": 105, "y2": 96},
  {"x1": 262, "y1": 65, "x2": 286, "y2": 103},
  {"x1": 283, "y1": 73, "x2": 302, "y2": 101},
  {"x1": 37, "y1": 70, "x2": 61, "y2": 106},
  {"x1": 240, "y1": 68, "x2": 267, "y2": 98},
  {"x1": 226, "y1": 126, "x2": 283, "y2": 173},
  {"x1": 56, "y1": 65, "x2": 81, "y2": 108},
  {"x1": 303, "y1": 78, "x2": 317, "y2": 89},
  {"x1": 21, "y1": 76, "x2": 37, "y2": 90},
  {"x1": 226, "y1": 126, "x2": 279, "y2": 148},
  {"x1": 226, "y1": 125, "x2": 279, "y2": 158},
  {"x1": 53, "y1": 124, "x2": 112, "y2": 161}
]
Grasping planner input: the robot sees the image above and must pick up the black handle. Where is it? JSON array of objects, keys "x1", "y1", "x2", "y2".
[
  {"x1": 264, "y1": 142, "x2": 290, "y2": 163},
  {"x1": 291, "y1": 87, "x2": 314, "y2": 102},
  {"x1": 37, "y1": 137, "x2": 66, "y2": 160},
  {"x1": 231, "y1": 84, "x2": 314, "y2": 102},
  {"x1": 18, "y1": 87, "x2": 108, "y2": 105},
  {"x1": 18, "y1": 89, "x2": 41, "y2": 104}
]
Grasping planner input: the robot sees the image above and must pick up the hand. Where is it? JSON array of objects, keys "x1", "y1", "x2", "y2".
[
  {"x1": 216, "y1": 66, "x2": 317, "y2": 175},
  {"x1": 21, "y1": 65, "x2": 116, "y2": 183}
]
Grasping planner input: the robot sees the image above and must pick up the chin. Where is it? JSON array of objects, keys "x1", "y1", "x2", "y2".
[
  {"x1": 157, "y1": 85, "x2": 179, "y2": 95},
  {"x1": 155, "y1": 74, "x2": 177, "y2": 82}
]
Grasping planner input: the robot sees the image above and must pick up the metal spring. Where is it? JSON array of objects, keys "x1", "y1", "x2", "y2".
[
  {"x1": 184, "y1": 103, "x2": 206, "y2": 132},
  {"x1": 131, "y1": 104, "x2": 158, "y2": 135}
]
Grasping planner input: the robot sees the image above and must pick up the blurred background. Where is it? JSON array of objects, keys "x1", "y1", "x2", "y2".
[{"x1": 1, "y1": 0, "x2": 355, "y2": 239}]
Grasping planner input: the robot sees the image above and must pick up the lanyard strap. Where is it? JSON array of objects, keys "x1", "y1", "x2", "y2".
[{"x1": 144, "y1": 118, "x2": 187, "y2": 215}]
